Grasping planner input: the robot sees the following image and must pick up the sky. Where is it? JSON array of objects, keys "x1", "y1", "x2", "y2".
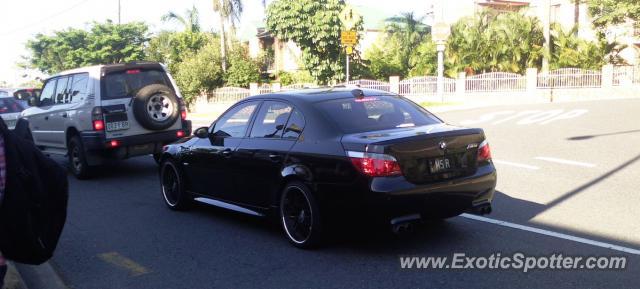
[{"x1": 0, "y1": 0, "x2": 433, "y2": 86}]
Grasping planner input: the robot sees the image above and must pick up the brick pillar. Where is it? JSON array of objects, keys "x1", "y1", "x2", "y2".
[
  {"x1": 249, "y1": 83, "x2": 259, "y2": 95},
  {"x1": 272, "y1": 83, "x2": 281, "y2": 92},
  {"x1": 601, "y1": 64, "x2": 614, "y2": 89},
  {"x1": 456, "y1": 72, "x2": 466, "y2": 96},
  {"x1": 389, "y1": 76, "x2": 400, "y2": 94},
  {"x1": 526, "y1": 68, "x2": 538, "y2": 92}
]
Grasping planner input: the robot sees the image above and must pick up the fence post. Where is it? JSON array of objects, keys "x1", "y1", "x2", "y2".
[
  {"x1": 456, "y1": 72, "x2": 466, "y2": 97},
  {"x1": 389, "y1": 76, "x2": 400, "y2": 94},
  {"x1": 272, "y1": 83, "x2": 281, "y2": 92},
  {"x1": 249, "y1": 83, "x2": 259, "y2": 95},
  {"x1": 602, "y1": 64, "x2": 614, "y2": 89},
  {"x1": 526, "y1": 68, "x2": 538, "y2": 92}
]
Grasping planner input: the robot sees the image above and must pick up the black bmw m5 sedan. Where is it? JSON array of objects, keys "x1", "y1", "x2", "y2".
[{"x1": 158, "y1": 88, "x2": 497, "y2": 248}]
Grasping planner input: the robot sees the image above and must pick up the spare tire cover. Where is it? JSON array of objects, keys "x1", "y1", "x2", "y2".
[{"x1": 132, "y1": 84, "x2": 179, "y2": 131}]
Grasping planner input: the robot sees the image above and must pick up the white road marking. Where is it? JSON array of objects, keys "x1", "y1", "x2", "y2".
[
  {"x1": 461, "y1": 213, "x2": 640, "y2": 255},
  {"x1": 535, "y1": 157, "x2": 596, "y2": 168},
  {"x1": 492, "y1": 159, "x2": 540, "y2": 170}
]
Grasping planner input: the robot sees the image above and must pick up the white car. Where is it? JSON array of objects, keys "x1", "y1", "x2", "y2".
[
  {"x1": 20, "y1": 62, "x2": 192, "y2": 179},
  {"x1": 0, "y1": 91, "x2": 26, "y2": 129}
]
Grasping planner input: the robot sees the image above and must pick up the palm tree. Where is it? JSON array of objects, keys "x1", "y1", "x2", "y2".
[
  {"x1": 213, "y1": 0, "x2": 243, "y2": 72},
  {"x1": 161, "y1": 6, "x2": 201, "y2": 33},
  {"x1": 384, "y1": 12, "x2": 429, "y2": 73}
]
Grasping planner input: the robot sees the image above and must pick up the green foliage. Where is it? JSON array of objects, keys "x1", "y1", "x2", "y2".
[
  {"x1": 409, "y1": 40, "x2": 437, "y2": 77},
  {"x1": 365, "y1": 37, "x2": 405, "y2": 80},
  {"x1": 588, "y1": 0, "x2": 640, "y2": 33},
  {"x1": 26, "y1": 21, "x2": 148, "y2": 74},
  {"x1": 146, "y1": 31, "x2": 211, "y2": 73},
  {"x1": 267, "y1": 0, "x2": 362, "y2": 84},
  {"x1": 161, "y1": 5, "x2": 201, "y2": 33},
  {"x1": 277, "y1": 70, "x2": 315, "y2": 86},
  {"x1": 225, "y1": 46, "x2": 260, "y2": 87},
  {"x1": 549, "y1": 24, "x2": 605, "y2": 70},
  {"x1": 174, "y1": 43, "x2": 224, "y2": 104},
  {"x1": 446, "y1": 11, "x2": 545, "y2": 77}
]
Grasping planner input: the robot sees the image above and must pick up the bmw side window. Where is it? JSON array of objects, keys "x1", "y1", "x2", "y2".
[
  {"x1": 39, "y1": 79, "x2": 56, "y2": 106},
  {"x1": 212, "y1": 102, "x2": 259, "y2": 138},
  {"x1": 68, "y1": 73, "x2": 89, "y2": 103},
  {"x1": 249, "y1": 101, "x2": 292, "y2": 139},
  {"x1": 283, "y1": 109, "x2": 305, "y2": 140},
  {"x1": 53, "y1": 76, "x2": 69, "y2": 105}
]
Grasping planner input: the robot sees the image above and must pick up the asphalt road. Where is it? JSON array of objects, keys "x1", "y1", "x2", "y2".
[{"x1": 45, "y1": 99, "x2": 640, "y2": 289}]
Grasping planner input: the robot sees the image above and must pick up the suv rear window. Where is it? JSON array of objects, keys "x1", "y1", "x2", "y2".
[
  {"x1": 103, "y1": 69, "x2": 172, "y2": 100},
  {"x1": 315, "y1": 96, "x2": 442, "y2": 133},
  {"x1": 0, "y1": 97, "x2": 24, "y2": 114}
]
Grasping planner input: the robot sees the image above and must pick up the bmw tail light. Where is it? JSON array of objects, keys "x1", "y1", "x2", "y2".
[
  {"x1": 477, "y1": 140, "x2": 492, "y2": 162},
  {"x1": 92, "y1": 106, "x2": 104, "y2": 131},
  {"x1": 347, "y1": 151, "x2": 402, "y2": 177}
]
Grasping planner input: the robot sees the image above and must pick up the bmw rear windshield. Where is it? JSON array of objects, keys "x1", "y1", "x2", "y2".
[
  {"x1": 315, "y1": 96, "x2": 442, "y2": 133},
  {"x1": 102, "y1": 68, "x2": 174, "y2": 100}
]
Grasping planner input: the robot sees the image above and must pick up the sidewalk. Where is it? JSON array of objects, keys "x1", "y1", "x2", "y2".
[
  {"x1": 3, "y1": 262, "x2": 68, "y2": 289},
  {"x1": 3, "y1": 263, "x2": 26, "y2": 289}
]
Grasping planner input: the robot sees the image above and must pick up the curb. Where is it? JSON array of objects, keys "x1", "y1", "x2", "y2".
[
  {"x1": 4, "y1": 262, "x2": 27, "y2": 289},
  {"x1": 12, "y1": 262, "x2": 69, "y2": 289}
]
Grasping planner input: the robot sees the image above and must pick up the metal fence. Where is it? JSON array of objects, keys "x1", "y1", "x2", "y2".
[
  {"x1": 466, "y1": 72, "x2": 526, "y2": 92},
  {"x1": 399, "y1": 76, "x2": 456, "y2": 95},
  {"x1": 209, "y1": 87, "x2": 251, "y2": 102},
  {"x1": 281, "y1": 83, "x2": 317, "y2": 91},
  {"x1": 613, "y1": 65, "x2": 640, "y2": 86},
  {"x1": 345, "y1": 79, "x2": 391, "y2": 91},
  {"x1": 537, "y1": 68, "x2": 602, "y2": 89}
]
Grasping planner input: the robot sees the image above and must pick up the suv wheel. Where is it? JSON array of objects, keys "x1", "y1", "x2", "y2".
[
  {"x1": 280, "y1": 181, "x2": 323, "y2": 248},
  {"x1": 133, "y1": 84, "x2": 179, "y2": 131},
  {"x1": 68, "y1": 136, "x2": 92, "y2": 179}
]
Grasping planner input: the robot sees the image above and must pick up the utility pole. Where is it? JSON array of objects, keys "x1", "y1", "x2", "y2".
[
  {"x1": 118, "y1": 0, "x2": 121, "y2": 25},
  {"x1": 542, "y1": 0, "x2": 551, "y2": 72}
]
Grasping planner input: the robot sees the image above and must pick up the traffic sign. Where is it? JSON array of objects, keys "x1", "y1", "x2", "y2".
[
  {"x1": 345, "y1": 46, "x2": 353, "y2": 55},
  {"x1": 432, "y1": 22, "x2": 451, "y2": 43},
  {"x1": 341, "y1": 31, "x2": 357, "y2": 45},
  {"x1": 339, "y1": 5, "x2": 361, "y2": 30}
]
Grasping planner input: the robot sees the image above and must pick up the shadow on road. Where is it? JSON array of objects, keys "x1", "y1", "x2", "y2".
[{"x1": 567, "y1": 129, "x2": 640, "y2": 140}]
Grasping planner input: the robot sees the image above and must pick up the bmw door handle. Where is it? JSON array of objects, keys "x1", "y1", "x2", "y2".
[
  {"x1": 44, "y1": 116, "x2": 49, "y2": 120},
  {"x1": 221, "y1": 149, "x2": 232, "y2": 158},
  {"x1": 269, "y1": 154, "x2": 282, "y2": 162},
  {"x1": 62, "y1": 112, "x2": 68, "y2": 118}
]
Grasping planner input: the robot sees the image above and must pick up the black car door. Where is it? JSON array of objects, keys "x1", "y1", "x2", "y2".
[
  {"x1": 182, "y1": 101, "x2": 260, "y2": 201},
  {"x1": 234, "y1": 101, "x2": 303, "y2": 208}
]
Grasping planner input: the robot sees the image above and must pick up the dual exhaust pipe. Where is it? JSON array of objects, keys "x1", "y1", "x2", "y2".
[{"x1": 389, "y1": 204, "x2": 493, "y2": 234}]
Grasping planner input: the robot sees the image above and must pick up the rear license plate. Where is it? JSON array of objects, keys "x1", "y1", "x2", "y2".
[
  {"x1": 429, "y1": 157, "x2": 453, "y2": 174},
  {"x1": 106, "y1": 121, "x2": 130, "y2": 132}
]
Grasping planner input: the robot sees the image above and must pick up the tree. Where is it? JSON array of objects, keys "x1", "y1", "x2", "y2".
[
  {"x1": 174, "y1": 43, "x2": 224, "y2": 104},
  {"x1": 225, "y1": 46, "x2": 260, "y2": 87},
  {"x1": 549, "y1": 23, "x2": 626, "y2": 69},
  {"x1": 267, "y1": 0, "x2": 362, "y2": 84},
  {"x1": 26, "y1": 21, "x2": 148, "y2": 74},
  {"x1": 213, "y1": 0, "x2": 243, "y2": 72},
  {"x1": 588, "y1": 0, "x2": 640, "y2": 34},
  {"x1": 161, "y1": 5, "x2": 201, "y2": 33},
  {"x1": 146, "y1": 31, "x2": 211, "y2": 73}
]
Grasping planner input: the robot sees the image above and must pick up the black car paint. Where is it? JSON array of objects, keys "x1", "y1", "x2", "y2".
[{"x1": 162, "y1": 89, "x2": 497, "y2": 220}]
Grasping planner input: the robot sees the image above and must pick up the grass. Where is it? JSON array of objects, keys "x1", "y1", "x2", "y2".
[{"x1": 419, "y1": 101, "x2": 461, "y2": 108}]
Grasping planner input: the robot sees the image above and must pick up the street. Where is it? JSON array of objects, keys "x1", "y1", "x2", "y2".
[{"x1": 43, "y1": 99, "x2": 640, "y2": 289}]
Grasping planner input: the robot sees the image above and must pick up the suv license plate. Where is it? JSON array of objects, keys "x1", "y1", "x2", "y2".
[
  {"x1": 429, "y1": 157, "x2": 452, "y2": 174},
  {"x1": 106, "y1": 121, "x2": 130, "y2": 132}
]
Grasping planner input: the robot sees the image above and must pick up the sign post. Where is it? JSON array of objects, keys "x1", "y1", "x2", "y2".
[
  {"x1": 339, "y1": 5, "x2": 361, "y2": 83},
  {"x1": 432, "y1": 22, "x2": 450, "y2": 102}
]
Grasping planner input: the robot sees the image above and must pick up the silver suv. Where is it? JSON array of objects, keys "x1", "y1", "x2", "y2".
[{"x1": 21, "y1": 62, "x2": 192, "y2": 179}]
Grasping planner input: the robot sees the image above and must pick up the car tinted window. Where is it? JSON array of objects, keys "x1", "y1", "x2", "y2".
[
  {"x1": 103, "y1": 69, "x2": 171, "y2": 100},
  {"x1": 213, "y1": 102, "x2": 259, "y2": 138},
  {"x1": 283, "y1": 109, "x2": 305, "y2": 140},
  {"x1": 12, "y1": 89, "x2": 41, "y2": 100},
  {"x1": 68, "y1": 73, "x2": 89, "y2": 103},
  {"x1": 315, "y1": 96, "x2": 442, "y2": 133},
  {"x1": 0, "y1": 98, "x2": 24, "y2": 114},
  {"x1": 250, "y1": 101, "x2": 292, "y2": 138},
  {"x1": 39, "y1": 79, "x2": 56, "y2": 106},
  {"x1": 53, "y1": 76, "x2": 70, "y2": 104}
]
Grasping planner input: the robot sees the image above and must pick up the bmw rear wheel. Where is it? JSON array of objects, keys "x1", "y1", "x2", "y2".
[{"x1": 279, "y1": 181, "x2": 322, "y2": 248}]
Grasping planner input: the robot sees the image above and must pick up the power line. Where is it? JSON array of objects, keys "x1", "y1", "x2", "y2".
[{"x1": 0, "y1": 0, "x2": 92, "y2": 36}]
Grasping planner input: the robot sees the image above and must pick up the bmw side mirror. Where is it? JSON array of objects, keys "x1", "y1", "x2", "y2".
[{"x1": 194, "y1": 127, "x2": 209, "y2": 138}]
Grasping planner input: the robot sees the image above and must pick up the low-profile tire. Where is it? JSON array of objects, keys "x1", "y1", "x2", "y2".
[
  {"x1": 279, "y1": 181, "x2": 323, "y2": 249},
  {"x1": 132, "y1": 84, "x2": 179, "y2": 131},
  {"x1": 68, "y1": 136, "x2": 93, "y2": 179},
  {"x1": 160, "y1": 158, "x2": 191, "y2": 210}
]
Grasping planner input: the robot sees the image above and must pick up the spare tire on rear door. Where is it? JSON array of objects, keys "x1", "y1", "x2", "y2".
[{"x1": 132, "y1": 84, "x2": 179, "y2": 131}]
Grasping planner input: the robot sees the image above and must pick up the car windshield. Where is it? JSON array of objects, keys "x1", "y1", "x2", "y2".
[
  {"x1": 103, "y1": 69, "x2": 172, "y2": 100},
  {"x1": 0, "y1": 97, "x2": 24, "y2": 114},
  {"x1": 315, "y1": 95, "x2": 442, "y2": 133}
]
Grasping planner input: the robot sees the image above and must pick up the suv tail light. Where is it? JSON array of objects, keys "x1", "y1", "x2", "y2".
[
  {"x1": 92, "y1": 106, "x2": 104, "y2": 131},
  {"x1": 347, "y1": 151, "x2": 402, "y2": 177},
  {"x1": 178, "y1": 98, "x2": 187, "y2": 120},
  {"x1": 477, "y1": 140, "x2": 492, "y2": 162}
]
